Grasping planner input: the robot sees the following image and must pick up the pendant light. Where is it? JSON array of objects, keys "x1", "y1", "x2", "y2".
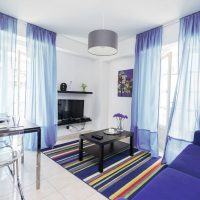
[
  {"x1": 88, "y1": 2, "x2": 118, "y2": 56},
  {"x1": 88, "y1": 30, "x2": 118, "y2": 56}
]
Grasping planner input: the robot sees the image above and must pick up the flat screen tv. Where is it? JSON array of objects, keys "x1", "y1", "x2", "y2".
[{"x1": 58, "y1": 99, "x2": 84, "y2": 120}]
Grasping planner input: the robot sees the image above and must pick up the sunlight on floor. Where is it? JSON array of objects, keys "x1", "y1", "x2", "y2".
[{"x1": 0, "y1": 137, "x2": 108, "y2": 200}]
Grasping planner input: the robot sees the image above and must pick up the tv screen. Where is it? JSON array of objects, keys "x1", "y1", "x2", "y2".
[{"x1": 58, "y1": 99, "x2": 84, "y2": 120}]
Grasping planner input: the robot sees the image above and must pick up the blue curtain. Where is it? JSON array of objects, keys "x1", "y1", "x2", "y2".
[
  {"x1": 163, "y1": 12, "x2": 200, "y2": 163},
  {"x1": 0, "y1": 13, "x2": 17, "y2": 116},
  {"x1": 25, "y1": 24, "x2": 57, "y2": 150},
  {"x1": 131, "y1": 27, "x2": 162, "y2": 157}
]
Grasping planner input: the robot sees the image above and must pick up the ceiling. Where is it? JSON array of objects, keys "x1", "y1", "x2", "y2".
[{"x1": 0, "y1": 0, "x2": 200, "y2": 44}]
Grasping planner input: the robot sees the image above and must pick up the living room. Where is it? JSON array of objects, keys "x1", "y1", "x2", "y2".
[{"x1": 0, "y1": 1, "x2": 200, "y2": 200}]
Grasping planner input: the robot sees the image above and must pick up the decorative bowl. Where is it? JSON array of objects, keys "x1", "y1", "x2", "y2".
[{"x1": 104, "y1": 128, "x2": 120, "y2": 135}]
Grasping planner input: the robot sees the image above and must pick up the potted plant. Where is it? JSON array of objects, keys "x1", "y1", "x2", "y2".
[{"x1": 81, "y1": 83, "x2": 87, "y2": 92}]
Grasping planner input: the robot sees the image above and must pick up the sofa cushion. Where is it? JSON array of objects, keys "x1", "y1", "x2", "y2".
[
  {"x1": 193, "y1": 130, "x2": 200, "y2": 146},
  {"x1": 133, "y1": 167, "x2": 200, "y2": 200},
  {"x1": 169, "y1": 144, "x2": 200, "y2": 178}
]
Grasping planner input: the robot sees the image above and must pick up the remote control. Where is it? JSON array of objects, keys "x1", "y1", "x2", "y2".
[{"x1": 92, "y1": 135, "x2": 103, "y2": 140}]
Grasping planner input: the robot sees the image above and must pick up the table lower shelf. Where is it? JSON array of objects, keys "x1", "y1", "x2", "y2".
[{"x1": 84, "y1": 141, "x2": 129, "y2": 157}]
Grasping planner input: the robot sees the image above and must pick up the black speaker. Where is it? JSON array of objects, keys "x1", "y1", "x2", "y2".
[{"x1": 60, "y1": 83, "x2": 67, "y2": 91}]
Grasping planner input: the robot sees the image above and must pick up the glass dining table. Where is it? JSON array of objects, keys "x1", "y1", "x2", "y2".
[{"x1": 0, "y1": 120, "x2": 41, "y2": 190}]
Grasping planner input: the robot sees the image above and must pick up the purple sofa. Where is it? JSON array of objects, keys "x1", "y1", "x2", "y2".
[
  {"x1": 169, "y1": 142, "x2": 200, "y2": 179},
  {"x1": 119, "y1": 131, "x2": 200, "y2": 200}
]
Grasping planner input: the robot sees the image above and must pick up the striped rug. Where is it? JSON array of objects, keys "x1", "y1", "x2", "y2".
[{"x1": 42, "y1": 140, "x2": 165, "y2": 200}]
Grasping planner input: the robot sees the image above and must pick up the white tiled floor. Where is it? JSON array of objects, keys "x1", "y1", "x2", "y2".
[{"x1": 0, "y1": 138, "x2": 108, "y2": 200}]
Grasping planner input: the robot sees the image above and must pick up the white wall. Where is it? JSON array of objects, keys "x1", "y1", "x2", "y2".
[
  {"x1": 92, "y1": 61, "x2": 109, "y2": 130},
  {"x1": 57, "y1": 51, "x2": 96, "y2": 93},
  {"x1": 162, "y1": 22, "x2": 179, "y2": 45},
  {"x1": 17, "y1": 20, "x2": 97, "y2": 60},
  {"x1": 57, "y1": 51, "x2": 109, "y2": 137},
  {"x1": 17, "y1": 19, "x2": 181, "y2": 138},
  {"x1": 17, "y1": 21, "x2": 110, "y2": 138},
  {"x1": 102, "y1": 37, "x2": 136, "y2": 132},
  {"x1": 106, "y1": 22, "x2": 180, "y2": 132},
  {"x1": 56, "y1": 36, "x2": 137, "y2": 137},
  {"x1": 57, "y1": 51, "x2": 94, "y2": 137},
  {"x1": 107, "y1": 56, "x2": 134, "y2": 131}
]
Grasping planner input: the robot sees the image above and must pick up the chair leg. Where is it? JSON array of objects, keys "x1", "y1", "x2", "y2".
[
  {"x1": 21, "y1": 155, "x2": 24, "y2": 164},
  {"x1": 16, "y1": 159, "x2": 19, "y2": 179},
  {"x1": 7, "y1": 164, "x2": 15, "y2": 177},
  {"x1": 16, "y1": 159, "x2": 25, "y2": 200},
  {"x1": 21, "y1": 137, "x2": 24, "y2": 164},
  {"x1": 10, "y1": 148, "x2": 15, "y2": 176},
  {"x1": 13, "y1": 163, "x2": 15, "y2": 176}
]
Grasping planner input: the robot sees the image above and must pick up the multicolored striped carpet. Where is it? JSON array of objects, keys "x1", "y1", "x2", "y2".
[{"x1": 42, "y1": 140, "x2": 165, "y2": 200}]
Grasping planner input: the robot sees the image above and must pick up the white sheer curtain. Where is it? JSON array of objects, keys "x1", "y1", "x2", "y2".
[
  {"x1": 163, "y1": 12, "x2": 200, "y2": 163},
  {"x1": 0, "y1": 13, "x2": 17, "y2": 116}
]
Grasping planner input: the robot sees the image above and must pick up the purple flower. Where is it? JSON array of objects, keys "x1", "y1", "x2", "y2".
[
  {"x1": 113, "y1": 113, "x2": 123, "y2": 118},
  {"x1": 113, "y1": 113, "x2": 128, "y2": 119},
  {"x1": 124, "y1": 115, "x2": 128, "y2": 119}
]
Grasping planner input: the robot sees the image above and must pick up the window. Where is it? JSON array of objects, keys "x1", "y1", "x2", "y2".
[
  {"x1": 13, "y1": 38, "x2": 27, "y2": 118},
  {"x1": 158, "y1": 43, "x2": 178, "y2": 153},
  {"x1": 0, "y1": 31, "x2": 25, "y2": 116}
]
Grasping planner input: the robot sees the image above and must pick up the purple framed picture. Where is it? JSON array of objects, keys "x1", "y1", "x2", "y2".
[{"x1": 118, "y1": 69, "x2": 133, "y2": 97}]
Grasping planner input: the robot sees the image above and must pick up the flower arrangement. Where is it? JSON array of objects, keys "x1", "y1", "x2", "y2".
[{"x1": 113, "y1": 113, "x2": 128, "y2": 131}]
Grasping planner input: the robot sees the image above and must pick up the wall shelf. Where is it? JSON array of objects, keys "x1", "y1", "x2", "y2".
[
  {"x1": 58, "y1": 90, "x2": 93, "y2": 94},
  {"x1": 58, "y1": 118, "x2": 92, "y2": 126}
]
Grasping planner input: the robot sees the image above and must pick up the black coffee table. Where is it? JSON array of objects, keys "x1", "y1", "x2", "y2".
[{"x1": 79, "y1": 130, "x2": 133, "y2": 172}]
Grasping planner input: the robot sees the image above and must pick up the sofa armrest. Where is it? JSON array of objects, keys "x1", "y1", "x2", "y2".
[{"x1": 193, "y1": 130, "x2": 200, "y2": 146}]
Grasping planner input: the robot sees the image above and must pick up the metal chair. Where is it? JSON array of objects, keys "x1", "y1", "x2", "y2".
[{"x1": 0, "y1": 131, "x2": 24, "y2": 199}]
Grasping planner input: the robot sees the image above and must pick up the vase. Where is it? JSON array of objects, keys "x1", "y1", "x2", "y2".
[
  {"x1": 82, "y1": 87, "x2": 86, "y2": 92},
  {"x1": 60, "y1": 83, "x2": 67, "y2": 91},
  {"x1": 117, "y1": 119, "x2": 123, "y2": 132}
]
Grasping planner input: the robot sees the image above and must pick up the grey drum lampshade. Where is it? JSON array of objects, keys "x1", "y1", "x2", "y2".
[{"x1": 88, "y1": 29, "x2": 118, "y2": 56}]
